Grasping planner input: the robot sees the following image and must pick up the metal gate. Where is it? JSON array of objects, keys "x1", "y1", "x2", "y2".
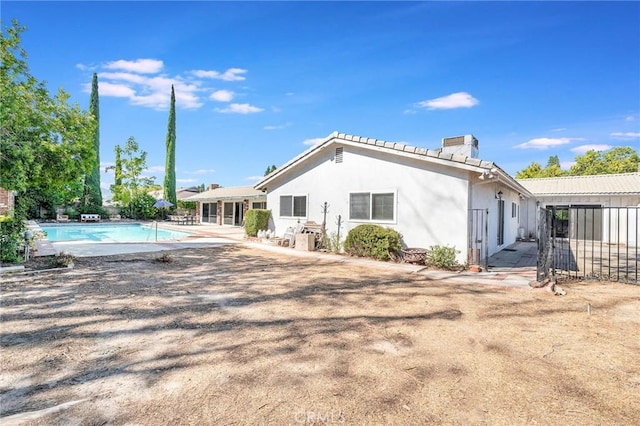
[
  {"x1": 468, "y1": 209, "x2": 489, "y2": 268},
  {"x1": 538, "y1": 206, "x2": 639, "y2": 284}
]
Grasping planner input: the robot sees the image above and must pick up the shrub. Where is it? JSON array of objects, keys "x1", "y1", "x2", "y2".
[
  {"x1": 49, "y1": 251, "x2": 75, "y2": 268},
  {"x1": 343, "y1": 224, "x2": 402, "y2": 261},
  {"x1": 426, "y1": 245, "x2": 460, "y2": 270},
  {"x1": 244, "y1": 209, "x2": 271, "y2": 237},
  {"x1": 0, "y1": 217, "x2": 25, "y2": 264}
]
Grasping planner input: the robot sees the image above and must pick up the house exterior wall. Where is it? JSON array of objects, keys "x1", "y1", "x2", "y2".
[
  {"x1": 265, "y1": 144, "x2": 472, "y2": 262},
  {"x1": 526, "y1": 195, "x2": 640, "y2": 246},
  {"x1": 469, "y1": 180, "x2": 527, "y2": 257}
]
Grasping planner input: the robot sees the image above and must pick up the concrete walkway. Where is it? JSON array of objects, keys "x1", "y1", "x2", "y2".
[{"x1": 27, "y1": 221, "x2": 537, "y2": 289}]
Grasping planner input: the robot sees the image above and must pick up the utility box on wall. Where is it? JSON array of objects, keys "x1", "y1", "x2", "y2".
[{"x1": 295, "y1": 233, "x2": 315, "y2": 251}]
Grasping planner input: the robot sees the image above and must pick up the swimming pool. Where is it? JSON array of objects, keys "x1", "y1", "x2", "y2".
[{"x1": 40, "y1": 223, "x2": 191, "y2": 243}]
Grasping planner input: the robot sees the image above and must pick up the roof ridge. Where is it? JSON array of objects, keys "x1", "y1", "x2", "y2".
[
  {"x1": 331, "y1": 131, "x2": 493, "y2": 169},
  {"x1": 517, "y1": 172, "x2": 640, "y2": 181}
]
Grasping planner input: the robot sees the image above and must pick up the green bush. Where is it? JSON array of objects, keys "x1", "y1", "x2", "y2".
[
  {"x1": 244, "y1": 209, "x2": 271, "y2": 237},
  {"x1": 426, "y1": 245, "x2": 460, "y2": 270},
  {"x1": 0, "y1": 217, "x2": 26, "y2": 263},
  {"x1": 343, "y1": 224, "x2": 402, "y2": 261}
]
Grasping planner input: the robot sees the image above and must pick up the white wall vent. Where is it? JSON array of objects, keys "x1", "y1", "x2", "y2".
[
  {"x1": 441, "y1": 134, "x2": 478, "y2": 158},
  {"x1": 335, "y1": 147, "x2": 344, "y2": 163}
]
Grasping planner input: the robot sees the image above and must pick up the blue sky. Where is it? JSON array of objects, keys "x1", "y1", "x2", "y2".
[{"x1": 4, "y1": 1, "x2": 639, "y2": 198}]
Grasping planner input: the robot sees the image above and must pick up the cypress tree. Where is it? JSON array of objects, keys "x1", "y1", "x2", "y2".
[
  {"x1": 83, "y1": 73, "x2": 102, "y2": 209},
  {"x1": 163, "y1": 85, "x2": 177, "y2": 207}
]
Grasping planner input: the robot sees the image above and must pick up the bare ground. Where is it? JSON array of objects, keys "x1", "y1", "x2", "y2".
[{"x1": 1, "y1": 245, "x2": 639, "y2": 425}]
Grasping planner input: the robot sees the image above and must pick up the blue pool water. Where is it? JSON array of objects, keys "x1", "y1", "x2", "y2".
[{"x1": 40, "y1": 223, "x2": 191, "y2": 243}]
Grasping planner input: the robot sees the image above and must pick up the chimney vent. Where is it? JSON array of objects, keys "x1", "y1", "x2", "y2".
[
  {"x1": 209, "y1": 183, "x2": 220, "y2": 190},
  {"x1": 441, "y1": 134, "x2": 478, "y2": 158}
]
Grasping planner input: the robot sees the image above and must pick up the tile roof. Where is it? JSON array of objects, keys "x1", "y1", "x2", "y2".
[
  {"x1": 517, "y1": 173, "x2": 640, "y2": 196},
  {"x1": 185, "y1": 185, "x2": 265, "y2": 201},
  {"x1": 256, "y1": 131, "x2": 531, "y2": 195}
]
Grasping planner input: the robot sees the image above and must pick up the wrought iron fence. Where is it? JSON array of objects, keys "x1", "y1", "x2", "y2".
[{"x1": 538, "y1": 206, "x2": 639, "y2": 284}]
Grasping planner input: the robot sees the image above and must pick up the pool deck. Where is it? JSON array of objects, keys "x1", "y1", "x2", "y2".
[{"x1": 29, "y1": 221, "x2": 243, "y2": 258}]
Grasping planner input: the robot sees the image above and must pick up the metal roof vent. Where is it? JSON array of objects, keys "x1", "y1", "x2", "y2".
[
  {"x1": 335, "y1": 147, "x2": 344, "y2": 163},
  {"x1": 441, "y1": 134, "x2": 479, "y2": 158}
]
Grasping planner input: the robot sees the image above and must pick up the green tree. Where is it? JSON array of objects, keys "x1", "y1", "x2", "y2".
[
  {"x1": 569, "y1": 147, "x2": 639, "y2": 176},
  {"x1": 264, "y1": 164, "x2": 277, "y2": 176},
  {"x1": 163, "y1": 85, "x2": 177, "y2": 206},
  {"x1": 83, "y1": 72, "x2": 102, "y2": 209},
  {"x1": 515, "y1": 162, "x2": 544, "y2": 179},
  {"x1": 112, "y1": 137, "x2": 156, "y2": 218},
  {"x1": 516, "y1": 155, "x2": 565, "y2": 179},
  {"x1": 1, "y1": 21, "x2": 94, "y2": 260},
  {"x1": 1, "y1": 22, "x2": 94, "y2": 221}
]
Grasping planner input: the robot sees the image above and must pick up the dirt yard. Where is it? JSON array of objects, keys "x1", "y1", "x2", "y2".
[{"x1": 1, "y1": 245, "x2": 639, "y2": 425}]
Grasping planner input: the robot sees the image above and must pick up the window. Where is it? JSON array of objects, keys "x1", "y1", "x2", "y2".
[
  {"x1": 349, "y1": 192, "x2": 395, "y2": 221},
  {"x1": 252, "y1": 201, "x2": 266, "y2": 209},
  {"x1": 279, "y1": 195, "x2": 306, "y2": 217},
  {"x1": 512, "y1": 202, "x2": 517, "y2": 218}
]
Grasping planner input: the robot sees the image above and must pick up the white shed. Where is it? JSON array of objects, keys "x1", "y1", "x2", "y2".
[{"x1": 255, "y1": 132, "x2": 532, "y2": 265}]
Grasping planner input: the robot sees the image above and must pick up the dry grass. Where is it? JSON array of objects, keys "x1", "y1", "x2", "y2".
[{"x1": 1, "y1": 245, "x2": 638, "y2": 425}]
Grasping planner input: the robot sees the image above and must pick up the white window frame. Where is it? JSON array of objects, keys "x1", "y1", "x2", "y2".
[
  {"x1": 278, "y1": 194, "x2": 308, "y2": 219},
  {"x1": 348, "y1": 189, "x2": 397, "y2": 224}
]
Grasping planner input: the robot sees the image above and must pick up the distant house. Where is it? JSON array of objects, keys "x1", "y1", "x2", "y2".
[
  {"x1": 149, "y1": 186, "x2": 201, "y2": 201},
  {"x1": 518, "y1": 172, "x2": 640, "y2": 245},
  {"x1": 254, "y1": 131, "x2": 532, "y2": 265},
  {"x1": 0, "y1": 187, "x2": 15, "y2": 217},
  {"x1": 186, "y1": 184, "x2": 266, "y2": 226}
]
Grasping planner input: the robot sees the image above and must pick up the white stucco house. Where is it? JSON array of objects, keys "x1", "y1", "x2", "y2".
[{"x1": 254, "y1": 131, "x2": 533, "y2": 265}]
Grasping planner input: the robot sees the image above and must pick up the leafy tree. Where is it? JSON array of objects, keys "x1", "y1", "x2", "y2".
[
  {"x1": 82, "y1": 72, "x2": 102, "y2": 209},
  {"x1": 569, "y1": 147, "x2": 639, "y2": 176},
  {"x1": 264, "y1": 164, "x2": 277, "y2": 176},
  {"x1": 163, "y1": 85, "x2": 177, "y2": 206},
  {"x1": 1, "y1": 21, "x2": 95, "y2": 195},
  {"x1": 110, "y1": 137, "x2": 156, "y2": 218},
  {"x1": 516, "y1": 147, "x2": 639, "y2": 179},
  {"x1": 108, "y1": 145, "x2": 123, "y2": 202},
  {"x1": 515, "y1": 162, "x2": 544, "y2": 179},
  {"x1": 1, "y1": 20, "x2": 94, "y2": 258}
]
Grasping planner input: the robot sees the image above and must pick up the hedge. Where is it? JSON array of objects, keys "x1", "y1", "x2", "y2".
[
  {"x1": 343, "y1": 224, "x2": 402, "y2": 261},
  {"x1": 244, "y1": 209, "x2": 271, "y2": 237}
]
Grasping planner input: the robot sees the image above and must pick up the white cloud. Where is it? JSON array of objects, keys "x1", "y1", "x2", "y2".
[
  {"x1": 104, "y1": 59, "x2": 164, "y2": 74},
  {"x1": 176, "y1": 178, "x2": 197, "y2": 183},
  {"x1": 188, "y1": 169, "x2": 216, "y2": 175},
  {"x1": 245, "y1": 175, "x2": 264, "y2": 182},
  {"x1": 191, "y1": 68, "x2": 247, "y2": 81},
  {"x1": 210, "y1": 90, "x2": 234, "y2": 102},
  {"x1": 625, "y1": 115, "x2": 636, "y2": 122},
  {"x1": 97, "y1": 81, "x2": 136, "y2": 98},
  {"x1": 403, "y1": 109, "x2": 417, "y2": 115},
  {"x1": 560, "y1": 161, "x2": 576, "y2": 169},
  {"x1": 93, "y1": 60, "x2": 251, "y2": 110},
  {"x1": 417, "y1": 92, "x2": 479, "y2": 110},
  {"x1": 303, "y1": 137, "x2": 325, "y2": 146},
  {"x1": 550, "y1": 128, "x2": 567, "y2": 132},
  {"x1": 514, "y1": 137, "x2": 583, "y2": 150},
  {"x1": 264, "y1": 122, "x2": 292, "y2": 130},
  {"x1": 570, "y1": 144, "x2": 613, "y2": 154},
  {"x1": 99, "y1": 72, "x2": 148, "y2": 84},
  {"x1": 610, "y1": 132, "x2": 640, "y2": 139},
  {"x1": 215, "y1": 103, "x2": 264, "y2": 114}
]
